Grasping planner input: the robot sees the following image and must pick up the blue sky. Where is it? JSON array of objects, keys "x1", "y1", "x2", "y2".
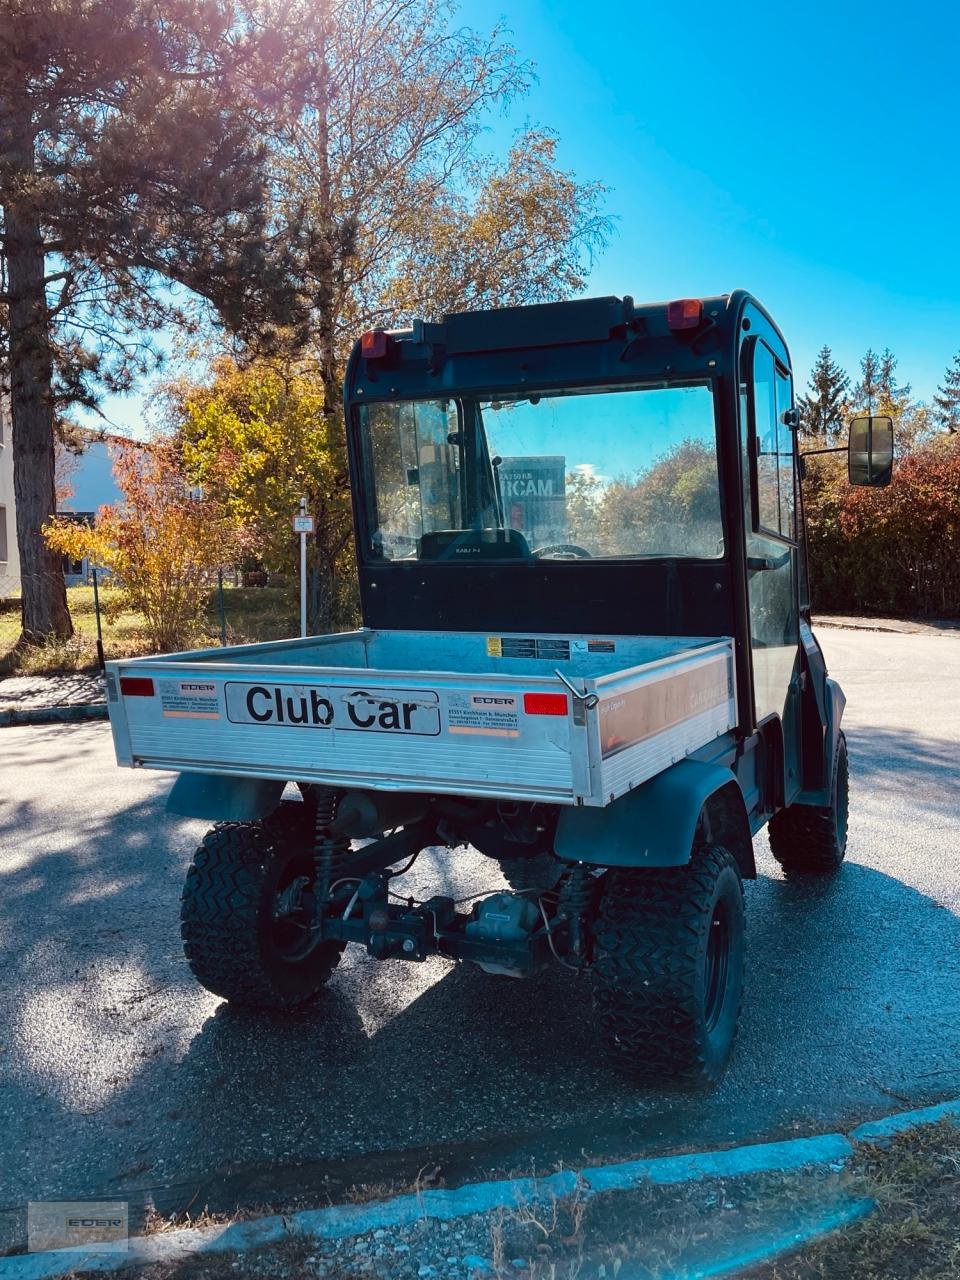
[
  {"x1": 459, "y1": 0, "x2": 960, "y2": 403},
  {"x1": 94, "y1": 0, "x2": 959, "y2": 435}
]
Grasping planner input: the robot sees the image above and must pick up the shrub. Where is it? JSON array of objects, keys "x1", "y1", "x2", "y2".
[
  {"x1": 45, "y1": 439, "x2": 236, "y2": 652},
  {"x1": 805, "y1": 435, "x2": 960, "y2": 618}
]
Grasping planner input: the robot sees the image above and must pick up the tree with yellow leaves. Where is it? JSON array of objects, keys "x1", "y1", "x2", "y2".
[
  {"x1": 177, "y1": 360, "x2": 356, "y2": 632},
  {"x1": 44, "y1": 439, "x2": 236, "y2": 652}
]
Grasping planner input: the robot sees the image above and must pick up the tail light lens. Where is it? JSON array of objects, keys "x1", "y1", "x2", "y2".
[
  {"x1": 361, "y1": 329, "x2": 390, "y2": 358},
  {"x1": 119, "y1": 676, "x2": 155, "y2": 697},
  {"x1": 667, "y1": 298, "x2": 703, "y2": 330},
  {"x1": 523, "y1": 692, "x2": 569, "y2": 716}
]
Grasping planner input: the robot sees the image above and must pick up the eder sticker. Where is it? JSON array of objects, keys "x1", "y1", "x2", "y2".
[
  {"x1": 447, "y1": 692, "x2": 520, "y2": 737},
  {"x1": 159, "y1": 680, "x2": 220, "y2": 720}
]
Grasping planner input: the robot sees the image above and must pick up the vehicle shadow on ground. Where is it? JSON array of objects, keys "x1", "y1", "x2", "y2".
[
  {"x1": 2, "y1": 723, "x2": 959, "y2": 1248},
  {"x1": 843, "y1": 723, "x2": 958, "y2": 818}
]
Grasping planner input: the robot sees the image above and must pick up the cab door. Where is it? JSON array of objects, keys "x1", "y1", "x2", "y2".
[{"x1": 743, "y1": 337, "x2": 802, "y2": 799}]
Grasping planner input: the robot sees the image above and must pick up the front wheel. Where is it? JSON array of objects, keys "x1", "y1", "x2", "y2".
[
  {"x1": 768, "y1": 731, "x2": 849, "y2": 875},
  {"x1": 592, "y1": 845, "x2": 745, "y2": 1088},
  {"x1": 180, "y1": 803, "x2": 344, "y2": 1008}
]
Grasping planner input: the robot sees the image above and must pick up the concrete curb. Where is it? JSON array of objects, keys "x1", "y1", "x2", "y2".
[
  {"x1": 850, "y1": 1097, "x2": 960, "y2": 1143},
  {"x1": 0, "y1": 1132, "x2": 857, "y2": 1280},
  {"x1": 0, "y1": 703, "x2": 107, "y2": 728},
  {"x1": 1, "y1": 1105, "x2": 956, "y2": 1279},
  {"x1": 813, "y1": 616, "x2": 960, "y2": 636}
]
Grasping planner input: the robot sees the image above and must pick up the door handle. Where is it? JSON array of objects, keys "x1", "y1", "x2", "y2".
[{"x1": 747, "y1": 551, "x2": 791, "y2": 572}]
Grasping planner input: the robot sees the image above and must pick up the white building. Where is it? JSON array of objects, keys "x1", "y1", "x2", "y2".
[
  {"x1": 0, "y1": 407, "x2": 128, "y2": 598},
  {"x1": 56, "y1": 432, "x2": 127, "y2": 585}
]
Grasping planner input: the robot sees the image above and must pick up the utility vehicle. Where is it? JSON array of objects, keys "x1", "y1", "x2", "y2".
[{"x1": 105, "y1": 291, "x2": 893, "y2": 1086}]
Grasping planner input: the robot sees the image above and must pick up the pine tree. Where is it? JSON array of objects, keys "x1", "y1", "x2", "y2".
[
  {"x1": 876, "y1": 348, "x2": 911, "y2": 418},
  {"x1": 0, "y1": 0, "x2": 308, "y2": 644},
  {"x1": 852, "y1": 349, "x2": 881, "y2": 413},
  {"x1": 852, "y1": 347, "x2": 910, "y2": 419},
  {"x1": 933, "y1": 351, "x2": 960, "y2": 433},
  {"x1": 798, "y1": 345, "x2": 850, "y2": 440}
]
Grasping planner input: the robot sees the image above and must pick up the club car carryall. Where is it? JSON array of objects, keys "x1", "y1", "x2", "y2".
[{"x1": 104, "y1": 291, "x2": 893, "y2": 1087}]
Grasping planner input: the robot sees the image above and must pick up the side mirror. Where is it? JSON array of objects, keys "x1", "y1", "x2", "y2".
[{"x1": 848, "y1": 415, "x2": 893, "y2": 487}]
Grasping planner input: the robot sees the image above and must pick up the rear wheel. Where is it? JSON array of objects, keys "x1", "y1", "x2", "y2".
[
  {"x1": 180, "y1": 802, "x2": 344, "y2": 1008},
  {"x1": 768, "y1": 731, "x2": 849, "y2": 875},
  {"x1": 592, "y1": 845, "x2": 745, "y2": 1088}
]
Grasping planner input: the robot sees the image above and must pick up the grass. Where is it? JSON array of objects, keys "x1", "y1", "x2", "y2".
[
  {"x1": 749, "y1": 1120, "x2": 960, "y2": 1280},
  {"x1": 0, "y1": 585, "x2": 301, "y2": 677},
  {"x1": 51, "y1": 1121, "x2": 960, "y2": 1280}
]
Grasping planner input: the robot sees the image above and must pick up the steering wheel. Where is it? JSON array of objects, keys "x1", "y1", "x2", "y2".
[{"x1": 531, "y1": 543, "x2": 592, "y2": 560}]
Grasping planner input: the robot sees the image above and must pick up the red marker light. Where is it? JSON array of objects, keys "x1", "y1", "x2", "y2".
[
  {"x1": 523, "y1": 692, "x2": 569, "y2": 717},
  {"x1": 361, "y1": 328, "x2": 389, "y2": 358},
  {"x1": 120, "y1": 676, "x2": 155, "y2": 697},
  {"x1": 666, "y1": 298, "x2": 703, "y2": 330}
]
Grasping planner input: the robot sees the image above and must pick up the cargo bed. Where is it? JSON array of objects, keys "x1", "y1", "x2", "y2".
[{"x1": 105, "y1": 630, "x2": 737, "y2": 808}]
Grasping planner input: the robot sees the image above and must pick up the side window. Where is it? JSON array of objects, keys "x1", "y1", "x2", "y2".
[
  {"x1": 751, "y1": 340, "x2": 796, "y2": 541},
  {"x1": 752, "y1": 342, "x2": 780, "y2": 534},
  {"x1": 358, "y1": 400, "x2": 463, "y2": 559},
  {"x1": 775, "y1": 367, "x2": 796, "y2": 540}
]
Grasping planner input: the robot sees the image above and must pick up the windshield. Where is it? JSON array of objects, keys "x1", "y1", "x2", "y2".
[{"x1": 357, "y1": 382, "x2": 724, "y2": 562}]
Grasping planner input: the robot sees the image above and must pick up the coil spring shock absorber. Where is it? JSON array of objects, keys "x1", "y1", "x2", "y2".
[
  {"x1": 313, "y1": 787, "x2": 351, "y2": 910},
  {"x1": 557, "y1": 863, "x2": 595, "y2": 965}
]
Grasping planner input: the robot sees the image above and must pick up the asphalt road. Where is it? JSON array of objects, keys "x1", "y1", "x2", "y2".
[{"x1": 2, "y1": 627, "x2": 959, "y2": 1249}]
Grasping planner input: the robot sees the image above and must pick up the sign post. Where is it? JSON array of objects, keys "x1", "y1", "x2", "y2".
[
  {"x1": 293, "y1": 499, "x2": 314, "y2": 638},
  {"x1": 91, "y1": 565, "x2": 105, "y2": 672}
]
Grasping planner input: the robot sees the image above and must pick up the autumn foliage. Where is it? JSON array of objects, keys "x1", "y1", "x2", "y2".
[
  {"x1": 177, "y1": 360, "x2": 356, "y2": 631},
  {"x1": 44, "y1": 440, "x2": 235, "y2": 652},
  {"x1": 803, "y1": 435, "x2": 960, "y2": 617}
]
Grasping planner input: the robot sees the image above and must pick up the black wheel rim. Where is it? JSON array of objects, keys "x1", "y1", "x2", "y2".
[{"x1": 704, "y1": 899, "x2": 731, "y2": 1034}]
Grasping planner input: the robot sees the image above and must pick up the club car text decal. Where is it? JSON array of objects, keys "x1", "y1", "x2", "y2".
[{"x1": 225, "y1": 683, "x2": 441, "y2": 736}]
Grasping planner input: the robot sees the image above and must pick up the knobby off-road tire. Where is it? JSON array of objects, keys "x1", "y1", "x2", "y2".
[
  {"x1": 592, "y1": 845, "x2": 745, "y2": 1088},
  {"x1": 768, "y1": 731, "x2": 849, "y2": 875},
  {"x1": 499, "y1": 853, "x2": 562, "y2": 894},
  {"x1": 180, "y1": 803, "x2": 344, "y2": 1009}
]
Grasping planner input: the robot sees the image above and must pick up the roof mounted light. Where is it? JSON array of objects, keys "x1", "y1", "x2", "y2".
[
  {"x1": 666, "y1": 298, "x2": 703, "y2": 331},
  {"x1": 361, "y1": 328, "x2": 390, "y2": 359}
]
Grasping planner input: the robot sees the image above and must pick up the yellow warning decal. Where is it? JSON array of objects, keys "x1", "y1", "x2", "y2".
[{"x1": 486, "y1": 636, "x2": 503, "y2": 657}]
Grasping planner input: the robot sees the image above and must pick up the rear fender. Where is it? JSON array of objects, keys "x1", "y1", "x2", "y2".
[
  {"x1": 554, "y1": 759, "x2": 755, "y2": 878},
  {"x1": 166, "y1": 772, "x2": 285, "y2": 822}
]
